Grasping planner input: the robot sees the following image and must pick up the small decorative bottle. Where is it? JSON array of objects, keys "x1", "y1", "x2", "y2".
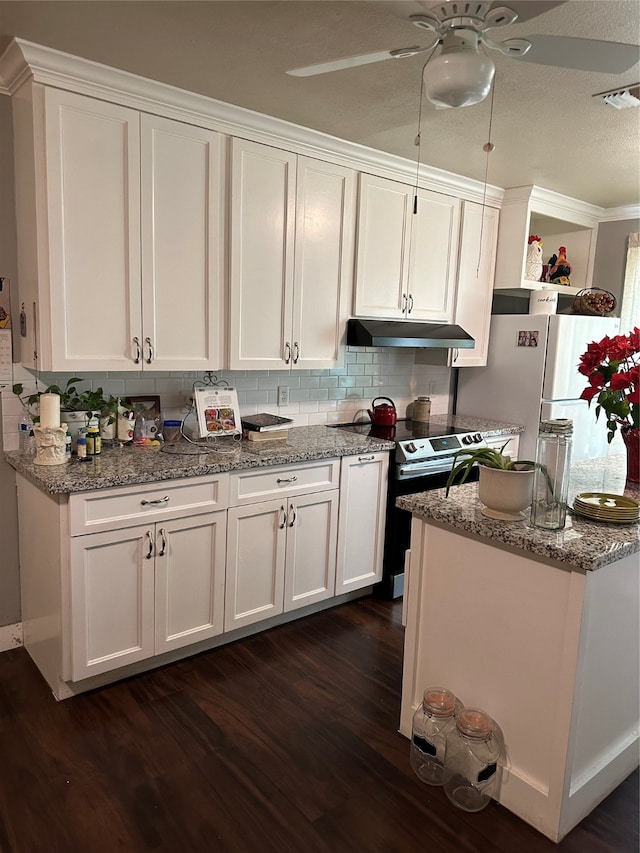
[
  {"x1": 443, "y1": 707, "x2": 503, "y2": 812},
  {"x1": 530, "y1": 418, "x2": 573, "y2": 530},
  {"x1": 76, "y1": 436, "x2": 89, "y2": 461},
  {"x1": 410, "y1": 686, "x2": 463, "y2": 785},
  {"x1": 85, "y1": 416, "x2": 102, "y2": 457}
]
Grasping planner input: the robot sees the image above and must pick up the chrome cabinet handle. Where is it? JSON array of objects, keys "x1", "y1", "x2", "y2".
[
  {"x1": 141, "y1": 496, "x2": 170, "y2": 506},
  {"x1": 158, "y1": 528, "x2": 167, "y2": 557},
  {"x1": 145, "y1": 530, "x2": 154, "y2": 560},
  {"x1": 293, "y1": 341, "x2": 300, "y2": 364},
  {"x1": 279, "y1": 505, "x2": 287, "y2": 529},
  {"x1": 402, "y1": 293, "x2": 407, "y2": 313},
  {"x1": 408, "y1": 293, "x2": 414, "y2": 314},
  {"x1": 288, "y1": 503, "x2": 296, "y2": 527},
  {"x1": 133, "y1": 337, "x2": 142, "y2": 364},
  {"x1": 144, "y1": 337, "x2": 154, "y2": 364},
  {"x1": 284, "y1": 341, "x2": 291, "y2": 364},
  {"x1": 453, "y1": 348, "x2": 459, "y2": 363},
  {"x1": 358, "y1": 455, "x2": 375, "y2": 462},
  {"x1": 276, "y1": 476, "x2": 297, "y2": 484}
]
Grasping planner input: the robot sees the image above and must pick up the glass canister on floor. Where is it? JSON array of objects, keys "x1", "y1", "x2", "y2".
[
  {"x1": 530, "y1": 418, "x2": 573, "y2": 530},
  {"x1": 442, "y1": 707, "x2": 504, "y2": 812},
  {"x1": 410, "y1": 686, "x2": 463, "y2": 785}
]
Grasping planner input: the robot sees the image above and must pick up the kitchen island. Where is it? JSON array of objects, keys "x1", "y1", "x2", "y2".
[{"x1": 397, "y1": 455, "x2": 639, "y2": 842}]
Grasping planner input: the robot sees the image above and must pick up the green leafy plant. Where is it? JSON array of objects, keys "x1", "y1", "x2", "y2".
[
  {"x1": 13, "y1": 377, "x2": 116, "y2": 421},
  {"x1": 445, "y1": 442, "x2": 536, "y2": 497}
]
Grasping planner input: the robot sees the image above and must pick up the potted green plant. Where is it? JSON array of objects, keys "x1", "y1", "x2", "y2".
[
  {"x1": 445, "y1": 442, "x2": 537, "y2": 521},
  {"x1": 13, "y1": 377, "x2": 115, "y2": 449}
]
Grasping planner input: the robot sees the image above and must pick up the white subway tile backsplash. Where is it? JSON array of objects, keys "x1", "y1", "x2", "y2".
[{"x1": 1, "y1": 349, "x2": 453, "y2": 439}]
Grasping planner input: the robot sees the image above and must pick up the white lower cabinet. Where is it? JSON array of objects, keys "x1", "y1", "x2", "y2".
[
  {"x1": 69, "y1": 511, "x2": 226, "y2": 681},
  {"x1": 225, "y1": 490, "x2": 339, "y2": 631},
  {"x1": 335, "y1": 452, "x2": 389, "y2": 594},
  {"x1": 16, "y1": 451, "x2": 390, "y2": 698}
]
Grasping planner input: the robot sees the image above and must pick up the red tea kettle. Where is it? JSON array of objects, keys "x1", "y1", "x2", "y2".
[{"x1": 368, "y1": 397, "x2": 397, "y2": 427}]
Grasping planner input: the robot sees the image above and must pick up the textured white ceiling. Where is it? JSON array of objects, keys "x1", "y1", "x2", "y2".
[{"x1": 0, "y1": 0, "x2": 639, "y2": 209}]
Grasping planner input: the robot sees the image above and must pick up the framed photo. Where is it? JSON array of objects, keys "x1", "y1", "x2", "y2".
[{"x1": 127, "y1": 395, "x2": 161, "y2": 421}]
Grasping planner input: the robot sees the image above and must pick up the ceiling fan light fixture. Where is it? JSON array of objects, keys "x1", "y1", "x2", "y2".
[{"x1": 424, "y1": 34, "x2": 495, "y2": 109}]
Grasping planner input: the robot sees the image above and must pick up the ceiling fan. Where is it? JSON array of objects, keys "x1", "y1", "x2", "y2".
[{"x1": 286, "y1": 1, "x2": 640, "y2": 109}]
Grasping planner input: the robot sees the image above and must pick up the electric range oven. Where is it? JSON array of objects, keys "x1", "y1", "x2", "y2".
[{"x1": 331, "y1": 419, "x2": 489, "y2": 599}]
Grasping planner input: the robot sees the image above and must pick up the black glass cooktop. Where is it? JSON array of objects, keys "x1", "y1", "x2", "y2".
[{"x1": 329, "y1": 419, "x2": 464, "y2": 442}]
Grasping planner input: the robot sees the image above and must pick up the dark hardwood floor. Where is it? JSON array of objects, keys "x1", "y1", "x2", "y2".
[{"x1": 0, "y1": 598, "x2": 637, "y2": 853}]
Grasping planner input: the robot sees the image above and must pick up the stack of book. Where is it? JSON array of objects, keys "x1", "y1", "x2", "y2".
[{"x1": 241, "y1": 413, "x2": 293, "y2": 442}]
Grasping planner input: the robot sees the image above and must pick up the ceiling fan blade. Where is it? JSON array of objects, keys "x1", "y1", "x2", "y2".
[
  {"x1": 500, "y1": 1, "x2": 567, "y2": 24},
  {"x1": 518, "y1": 35, "x2": 640, "y2": 73},
  {"x1": 286, "y1": 46, "x2": 430, "y2": 77}
]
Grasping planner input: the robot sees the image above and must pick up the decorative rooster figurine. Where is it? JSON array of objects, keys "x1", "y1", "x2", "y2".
[
  {"x1": 525, "y1": 235, "x2": 543, "y2": 281},
  {"x1": 548, "y1": 246, "x2": 572, "y2": 285}
]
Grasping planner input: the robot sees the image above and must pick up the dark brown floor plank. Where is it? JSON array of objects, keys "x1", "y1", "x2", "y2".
[{"x1": 0, "y1": 598, "x2": 637, "y2": 853}]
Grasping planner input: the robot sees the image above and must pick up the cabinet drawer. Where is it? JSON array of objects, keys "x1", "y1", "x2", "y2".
[
  {"x1": 229, "y1": 459, "x2": 340, "y2": 506},
  {"x1": 69, "y1": 475, "x2": 229, "y2": 536}
]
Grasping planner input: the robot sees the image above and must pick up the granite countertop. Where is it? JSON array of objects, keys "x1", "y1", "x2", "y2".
[
  {"x1": 397, "y1": 455, "x2": 639, "y2": 572},
  {"x1": 5, "y1": 415, "x2": 522, "y2": 496},
  {"x1": 5, "y1": 425, "x2": 395, "y2": 495}
]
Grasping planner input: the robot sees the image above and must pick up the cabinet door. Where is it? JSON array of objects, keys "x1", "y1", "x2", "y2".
[
  {"x1": 155, "y1": 512, "x2": 226, "y2": 654},
  {"x1": 69, "y1": 525, "x2": 154, "y2": 681},
  {"x1": 44, "y1": 88, "x2": 142, "y2": 371},
  {"x1": 408, "y1": 190, "x2": 461, "y2": 321},
  {"x1": 353, "y1": 174, "x2": 411, "y2": 318},
  {"x1": 228, "y1": 139, "x2": 296, "y2": 369},
  {"x1": 453, "y1": 203, "x2": 499, "y2": 367},
  {"x1": 292, "y1": 157, "x2": 356, "y2": 369},
  {"x1": 141, "y1": 115, "x2": 225, "y2": 371},
  {"x1": 225, "y1": 500, "x2": 287, "y2": 630},
  {"x1": 283, "y1": 490, "x2": 339, "y2": 612},
  {"x1": 336, "y1": 452, "x2": 389, "y2": 594}
]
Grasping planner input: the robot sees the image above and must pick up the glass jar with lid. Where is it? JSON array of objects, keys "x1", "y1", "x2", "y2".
[
  {"x1": 530, "y1": 418, "x2": 573, "y2": 530},
  {"x1": 410, "y1": 686, "x2": 463, "y2": 785},
  {"x1": 442, "y1": 707, "x2": 503, "y2": 812}
]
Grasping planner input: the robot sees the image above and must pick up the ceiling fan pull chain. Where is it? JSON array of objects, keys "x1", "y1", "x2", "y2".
[{"x1": 477, "y1": 79, "x2": 496, "y2": 277}]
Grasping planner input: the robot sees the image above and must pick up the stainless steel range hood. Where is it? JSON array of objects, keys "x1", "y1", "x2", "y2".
[{"x1": 347, "y1": 318, "x2": 475, "y2": 349}]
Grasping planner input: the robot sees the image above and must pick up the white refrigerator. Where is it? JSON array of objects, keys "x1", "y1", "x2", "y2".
[{"x1": 456, "y1": 314, "x2": 622, "y2": 462}]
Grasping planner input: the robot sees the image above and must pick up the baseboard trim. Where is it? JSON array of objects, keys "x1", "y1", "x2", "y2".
[{"x1": 0, "y1": 622, "x2": 23, "y2": 652}]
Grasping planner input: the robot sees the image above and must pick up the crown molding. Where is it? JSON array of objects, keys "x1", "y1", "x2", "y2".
[
  {"x1": 0, "y1": 38, "x2": 503, "y2": 206},
  {"x1": 599, "y1": 204, "x2": 640, "y2": 223}
]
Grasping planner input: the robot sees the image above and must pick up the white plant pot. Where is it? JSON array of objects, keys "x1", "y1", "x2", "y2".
[
  {"x1": 478, "y1": 464, "x2": 535, "y2": 521},
  {"x1": 61, "y1": 410, "x2": 89, "y2": 452}
]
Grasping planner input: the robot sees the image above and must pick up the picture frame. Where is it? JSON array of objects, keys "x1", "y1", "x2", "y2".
[{"x1": 127, "y1": 395, "x2": 161, "y2": 421}]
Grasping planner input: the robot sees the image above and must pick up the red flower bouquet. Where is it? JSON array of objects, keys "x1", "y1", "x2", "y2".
[{"x1": 578, "y1": 327, "x2": 640, "y2": 443}]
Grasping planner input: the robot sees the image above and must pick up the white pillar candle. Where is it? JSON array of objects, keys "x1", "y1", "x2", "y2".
[{"x1": 39, "y1": 393, "x2": 61, "y2": 429}]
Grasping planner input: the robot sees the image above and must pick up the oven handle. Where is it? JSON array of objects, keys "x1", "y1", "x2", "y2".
[{"x1": 396, "y1": 458, "x2": 468, "y2": 479}]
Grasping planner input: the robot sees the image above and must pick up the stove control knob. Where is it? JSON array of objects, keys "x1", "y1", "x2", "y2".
[
  {"x1": 462, "y1": 435, "x2": 473, "y2": 445},
  {"x1": 474, "y1": 433, "x2": 483, "y2": 443},
  {"x1": 405, "y1": 442, "x2": 417, "y2": 454}
]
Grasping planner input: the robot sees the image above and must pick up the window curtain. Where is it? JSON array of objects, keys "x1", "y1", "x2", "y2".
[{"x1": 619, "y1": 232, "x2": 640, "y2": 333}]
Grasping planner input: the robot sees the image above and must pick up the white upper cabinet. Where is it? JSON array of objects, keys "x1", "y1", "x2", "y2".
[
  {"x1": 354, "y1": 174, "x2": 461, "y2": 322},
  {"x1": 140, "y1": 114, "x2": 225, "y2": 371},
  {"x1": 13, "y1": 86, "x2": 224, "y2": 371},
  {"x1": 229, "y1": 138, "x2": 355, "y2": 370},
  {"x1": 453, "y1": 202, "x2": 499, "y2": 367}
]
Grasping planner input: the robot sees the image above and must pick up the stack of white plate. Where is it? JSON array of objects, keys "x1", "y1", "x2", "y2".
[{"x1": 572, "y1": 492, "x2": 640, "y2": 524}]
